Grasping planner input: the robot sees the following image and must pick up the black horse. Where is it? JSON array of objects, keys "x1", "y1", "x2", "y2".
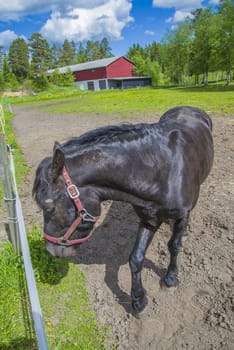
[{"x1": 33, "y1": 106, "x2": 213, "y2": 312}]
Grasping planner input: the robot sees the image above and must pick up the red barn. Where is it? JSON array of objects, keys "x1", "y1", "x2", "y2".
[{"x1": 47, "y1": 56, "x2": 151, "y2": 90}]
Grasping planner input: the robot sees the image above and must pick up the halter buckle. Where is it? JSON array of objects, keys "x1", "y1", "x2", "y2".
[{"x1": 67, "y1": 184, "x2": 80, "y2": 199}]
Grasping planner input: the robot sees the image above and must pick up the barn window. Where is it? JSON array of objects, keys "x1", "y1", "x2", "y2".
[
  {"x1": 87, "y1": 81, "x2": 94, "y2": 90},
  {"x1": 99, "y1": 80, "x2": 106, "y2": 90}
]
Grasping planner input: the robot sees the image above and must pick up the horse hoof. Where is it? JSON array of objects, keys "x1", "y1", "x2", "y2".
[
  {"x1": 162, "y1": 272, "x2": 179, "y2": 287},
  {"x1": 132, "y1": 295, "x2": 148, "y2": 313}
]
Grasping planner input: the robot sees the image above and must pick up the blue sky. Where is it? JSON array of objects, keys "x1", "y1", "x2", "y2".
[{"x1": 0, "y1": 0, "x2": 219, "y2": 56}]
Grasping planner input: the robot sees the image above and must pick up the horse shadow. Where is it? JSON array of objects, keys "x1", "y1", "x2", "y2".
[{"x1": 72, "y1": 201, "x2": 167, "y2": 314}]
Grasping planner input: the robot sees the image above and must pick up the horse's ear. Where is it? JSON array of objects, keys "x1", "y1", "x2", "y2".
[{"x1": 51, "y1": 142, "x2": 64, "y2": 179}]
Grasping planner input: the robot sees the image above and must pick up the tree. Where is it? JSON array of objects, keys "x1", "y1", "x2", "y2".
[
  {"x1": 8, "y1": 38, "x2": 29, "y2": 82},
  {"x1": 62, "y1": 69, "x2": 75, "y2": 86},
  {"x1": 216, "y1": 0, "x2": 234, "y2": 84},
  {"x1": 50, "y1": 69, "x2": 61, "y2": 86},
  {"x1": 190, "y1": 8, "x2": 217, "y2": 84},
  {"x1": 85, "y1": 38, "x2": 113, "y2": 61},
  {"x1": 160, "y1": 22, "x2": 193, "y2": 85},
  {"x1": 28, "y1": 32, "x2": 51, "y2": 75},
  {"x1": 145, "y1": 42, "x2": 161, "y2": 63},
  {"x1": 31, "y1": 74, "x2": 48, "y2": 92},
  {"x1": 0, "y1": 46, "x2": 4, "y2": 72},
  {"x1": 50, "y1": 68, "x2": 74, "y2": 86},
  {"x1": 99, "y1": 37, "x2": 113, "y2": 58},
  {"x1": 49, "y1": 44, "x2": 60, "y2": 69},
  {"x1": 2, "y1": 53, "x2": 19, "y2": 90},
  {"x1": 132, "y1": 55, "x2": 160, "y2": 86},
  {"x1": 132, "y1": 54, "x2": 147, "y2": 75},
  {"x1": 58, "y1": 40, "x2": 76, "y2": 66},
  {"x1": 2, "y1": 53, "x2": 10, "y2": 83},
  {"x1": 127, "y1": 43, "x2": 162, "y2": 86},
  {"x1": 86, "y1": 40, "x2": 101, "y2": 60},
  {"x1": 126, "y1": 44, "x2": 146, "y2": 61},
  {"x1": 0, "y1": 72, "x2": 4, "y2": 92},
  {"x1": 77, "y1": 43, "x2": 87, "y2": 63}
]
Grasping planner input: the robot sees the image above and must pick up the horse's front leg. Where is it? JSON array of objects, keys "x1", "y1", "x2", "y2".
[
  {"x1": 129, "y1": 222, "x2": 159, "y2": 312},
  {"x1": 163, "y1": 212, "x2": 190, "y2": 287}
]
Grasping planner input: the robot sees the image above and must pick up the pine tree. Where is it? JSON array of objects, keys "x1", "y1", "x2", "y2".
[
  {"x1": 59, "y1": 40, "x2": 76, "y2": 66},
  {"x1": 50, "y1": 44, "x2": 60, "y2": 69},
  {"x1": 2, "y1": 53, "x2": 10, "y2": 82},
  {"x1": 77, "y1": 43, "x2": 87, "y2": 63},
  {"x1": 99, "y1": 37, "x2": 113, "y2": 58},
  {"x1": 0, "y1": 46, "x2": 4, "y2": 71},
  {"x1": 28, "y1": 32, "x2": 51, "y2": 75},
  {"x1": 8, "y1": 38, "x2": 29, "y2": 82}
]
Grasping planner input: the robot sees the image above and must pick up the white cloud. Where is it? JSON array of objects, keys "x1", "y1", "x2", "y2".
[
  {"x1": 166, "y1": 10, "x2": 194, "y2": 23},
  {"x1": 153, "y1": 0, "x2": 204, "y2": 24},
  {"x1": 0, "y1": 30, "x2": 18, "y2": 47},
  {"x1": 0, "y1": 0, "x2": 133, "y2": 43},
  {"x1": 0, "y1": 1, "x2": 110, "y2": 20},
  {"x1": 145, "y1": 30, "x2": 155, "y2": 36},
  {"x1": 41, "y1": 0, "x2": 133, "y2": 42}
]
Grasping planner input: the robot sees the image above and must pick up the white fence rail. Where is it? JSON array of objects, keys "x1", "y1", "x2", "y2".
[
  {"x1": 0, "y1": 104, "x2": 5, "y2": 135},
  {"x1": 0, "y1": 128, "x2": 48, "y2": 349}
]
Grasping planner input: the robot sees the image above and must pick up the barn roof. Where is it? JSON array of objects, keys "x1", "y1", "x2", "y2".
[{"x1": 47, "y1": 56, "x2": 134, "y2": 75}]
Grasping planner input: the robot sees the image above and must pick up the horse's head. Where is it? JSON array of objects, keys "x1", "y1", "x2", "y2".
[{"x1": 33, "y1": 143, "x2": 101, "y2": 258}]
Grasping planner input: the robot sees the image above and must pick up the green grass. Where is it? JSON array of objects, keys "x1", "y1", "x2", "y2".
[
  {"x1": 9, "y1": 84, "x2": 234, "y2": 116},
  {"x1": 0, "y1": 228, "x2": 108, "y2": 349},
  {"x1": 44, "y1": 85, "x2": 234, "y2": 115},
  {"x1": 29, "y1": 227, "x2": 108, "y2": 350},
  {"x1": 0, "y1": 242, "x2": 37, "y2": 349},
  {"x1": 0, "y1": 110, "x2": 28, "y2": 202}
]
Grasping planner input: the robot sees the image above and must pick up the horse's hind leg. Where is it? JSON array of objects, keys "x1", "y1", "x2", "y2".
[
  {"x1": 129, "y1": 221, "x2": 161, "y2": 312},
  {"x1": 163, "y1": 212, "x2": 190, "y2": 287}
]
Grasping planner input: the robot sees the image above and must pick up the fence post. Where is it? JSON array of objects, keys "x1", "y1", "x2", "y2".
[{"x1": 0, "y1": 133, "x2": 20, "y2": 253}]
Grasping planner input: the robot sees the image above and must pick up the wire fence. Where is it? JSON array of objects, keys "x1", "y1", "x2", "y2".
[{"x1": 0, "y1": 103, "x2": 48, "y2": 349}]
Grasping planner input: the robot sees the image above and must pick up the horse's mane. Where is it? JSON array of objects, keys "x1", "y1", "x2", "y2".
[
  {"x1": 32, "y1": 157, "x2": 51, "y2": 206},
  {"x1": 62, "y1": 123, "x2": 152, "y2": 151}
]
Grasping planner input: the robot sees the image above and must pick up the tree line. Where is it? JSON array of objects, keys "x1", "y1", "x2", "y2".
[
  {"x1": 0, "y1": 35, "x2": 113, "y2": 91},
  {"x1": 127, "y1": 0, "x2": 234, "y2": 86},
  {"x1": 0, "y1": 0, "x2": 233, "y2": 92}
]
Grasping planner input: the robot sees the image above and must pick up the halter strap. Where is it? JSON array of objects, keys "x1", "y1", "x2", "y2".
[{"x1": 43, "y1": 166, "x2": 99, "y2": 246}]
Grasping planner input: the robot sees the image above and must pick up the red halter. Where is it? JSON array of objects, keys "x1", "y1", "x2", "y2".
[{"x1": 43, "y1": 166, "x2": 99, "y2": 246}]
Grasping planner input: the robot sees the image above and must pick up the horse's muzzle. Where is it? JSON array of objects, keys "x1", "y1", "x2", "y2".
[{"x1": 45, "y1": 241, "x2": 79, "y2": 258}]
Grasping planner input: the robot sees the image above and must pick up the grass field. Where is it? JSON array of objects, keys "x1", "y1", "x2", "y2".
[
  {"x1": 0, "y1": 229, "x2": 108, "y2": 349},
  {"x1": 10, "y1": 84, "x2": 234, "y2": 116}
]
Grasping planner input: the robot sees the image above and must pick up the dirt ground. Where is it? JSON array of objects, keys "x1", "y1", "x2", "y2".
[{"x1": 7, "y1": 104, "x2": 234, "y2": 349}]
